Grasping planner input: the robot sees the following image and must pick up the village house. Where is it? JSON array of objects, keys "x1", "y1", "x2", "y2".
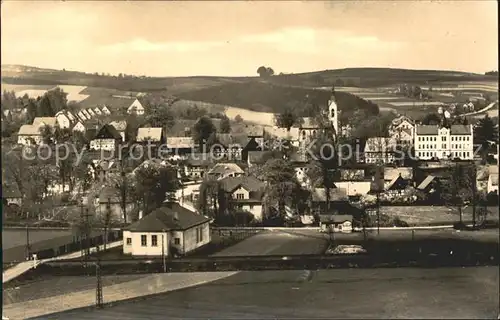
[
  {"x1": 82, "y1": 109, "x2": 92, "y2": 120},
  {"x1": 363, "y1": 137, "x2": 397, "y2": 164},
  {"x1": 310, "y1": 187, "x2": 350, "y2": 215},
  {"x1": 109, "y1": 120, "x2": 127, "y2": 142},
  {"x1": 207, "y1": 163, "x2": 245, "y2": 180},
  {"x1": 167, "y1": 137, "x2": 197, "y2": 155},
  {"x1": 384, "y1": 167, "x2": 414, "y2": 193},
  {"x1": 289, "y1": 151, "x2": 310, "y2": 188},
  {"x1": 89, "y1": 124, "x2": 122, "y2": 152},
  {"x1": 71, "y1": 121, "x2": 86, "y2": 133},
  {"x1": 211, "y1": 133, "x2": 249, "y2": 160},
  {"x1": 184, "y1": 153, "x2": 211, "y2": 179},
  {"x1": 86, "y1": 108, "x2": 96, "y2": 118},
  {"x1": 264, "y1": 126, "x2": 300, "y2": 148},
  {"x1": 298, "y1": 117, "x2": 321, "y2": 144},
  {"x1": 319, "y1": 214, "x2": 353, "y2": 233},
  {"x1": 2, "y1": 186, "x2": 23, "y2": 206},
  {"x1": 388, "y1": 115, "x2": 415, "y2": 145},
  {"x1": 476, "y1": 165, "x2": 490, "y2": 192},
  {"x1": 219, "y1": 175, "x2": 265, "y2": 221},
  {"x1": 487, "y1": 165, "x2": 498, "y2": 195},
  {"x1": 33, "y1": 117, "x2": 57, "y2": 128},
  {"x1": 77, "y1": 110, "x2": 88, "y2": 121},
  {"x1": 100, "y1": 105, "x2": 111, "y2": 115},
  {"x1": 334, "y1": 181, "x2": 371, "y2": 199},
  {"x1": 414, "y1": 124, "x2": 474, "y2": 160},
  {"x1": 93, "y1": 107, "x2": 103, "y2": 116},
  {"x1": 55, "y1": 110, "x2": 73, "y2": 129},
  {"x1": 126, "y1": 98, "x2": 145, "y2": 115},
  {"x1": 17, "y1": 124, "x2": 42, "y2": 145},
  {"x1": 123, "y1": 202, "x2": 211, "y2": 257}
]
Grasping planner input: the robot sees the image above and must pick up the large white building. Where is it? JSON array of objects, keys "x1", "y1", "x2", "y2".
[
  {"x1": 388, "y1": 115, "x2": 415, "y2": 145},
  {"x1": 414, "y1": 124, "x2": 474, "y2": 160}
]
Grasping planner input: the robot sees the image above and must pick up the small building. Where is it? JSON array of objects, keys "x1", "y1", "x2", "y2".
[
  {"x1": 384, "y1": 167, "x2": 413, "y2": 192},
  {"x1": 17, "y1": 124, "x2": 42, "y2": 145},
  {"x1": 77, "y1": 110, "x2": 88, "y2": 121},
  {"x1": 207, "y1": 163, "x2": 245, "y2": 180},
  {"x1": 334, "y1": 181, "x2": 371, "y2": 198},
  {"x1": 81, "y1": 109, "x2": 92, "y2": 120},
  {"x1": 109, "y1": 120, "x2": 127, "y2": 142},
  {"x1": 86, "y1": 108, "x2": 96, "y2": 118},
  {"x1": 184, "y1": 153, "x2": 211, "y2": 180},
  {"x1": 89, "y1": 124, "x2": 122, "y2": 151},
  {"x1": 388, "y1": 115, "x2": 415, "y2": 145},
  {"x1": 72, "y1": 121, "x2": 86, "y2": 133},
  {"x1": 93, "y1": 107, "x2": 103, "y2": 115},
  {"x1": 101, "y1": 105, "x2": 111, "y2": 115},
  {"x1": 212, "y1": 133, "x2": 249, "y2": 160},
  {"x1": 363, "y1": 137, "x2": 397, "y2": 164},
  {"x1": 32, "y1": 117, "x2": 57, "y2": 128},
  {"x1": 123, "y1": 203, "x2": 211, "y2": 257},
  {"x1": 298, "y1": 117, "x2": 321, "y2": 143},
  {"x1": 55, "y1": 111, "x2": 73, "y2": 129},
  {"x1": 2, "y1": 186, "x2": 23, "y2": 206},
  {"x1": 319, "y1": 214, "x2": 353, "y2": 233},
  {"x1": 167, "y1": 137, "x2": 197, "y2": 155}
]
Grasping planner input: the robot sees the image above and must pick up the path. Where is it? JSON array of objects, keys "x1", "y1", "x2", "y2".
[
  {"x1": 463, "y1": 101, "x2": 498, "y2": 116},
  {"x1": 3, "y1": 241, "x2": 123, "y2": 284},
  {"x1": 3, "y1": 271, "x2": 238, "y2": 319}
]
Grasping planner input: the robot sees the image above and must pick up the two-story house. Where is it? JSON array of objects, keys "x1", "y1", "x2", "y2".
[
  {"x1": 211, "y1": 133, "x2": 249, "y2": 161},
  {"x1": 388, "y1": 115, "x2": 415, "y2": 145},
  {"x1": 136, "y1": 127, "x2": 164, "y2": 144},
  {"x1": 219, "y1": 175, "x2": 265, "y2": 221},
  {"x1": 363, "y1": 137, "x2": 397, "y2": 164}
]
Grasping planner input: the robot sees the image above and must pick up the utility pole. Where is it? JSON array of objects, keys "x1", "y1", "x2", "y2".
[
  {"x1": 80, "y1": 207, "x2": 92, "y2": 269},
  {"x1": 162, "y1": 230, "x2": 166, "y2": 273},
  {"x1": 472, "y1": 163, "x2": 477, "y2": 228},
  {"x1": 25, "y1": 224, "x2": 31, "y2": 260},
  {"x1": 95, "y1": 246, "x2": 103, "y2": 308},
  {"x1": 120, "y1": 146, "x2": 128, "y2": 224}
]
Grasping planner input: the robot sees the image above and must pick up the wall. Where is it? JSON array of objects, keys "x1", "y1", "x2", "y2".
[
  {"x1": 56, "y1": 114, "x2": 71, "y2": 129},
  {"x1": 181, "y1": 222, "x2": 211, "y2": 254},
  {"x1": 232, "y1": 187, "x2": 250, "y2": 200},
  {"x1": 123, "y1": 231, "x2": 169, "y2": 256}
]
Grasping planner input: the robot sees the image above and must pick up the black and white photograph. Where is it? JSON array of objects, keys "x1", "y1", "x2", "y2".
[{"x1": 1, "y1": 1, "x2": 499, "y2": 319}]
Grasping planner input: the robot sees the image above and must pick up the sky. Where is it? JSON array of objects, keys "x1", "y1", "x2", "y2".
[{"x1": 1, "y1": 1, "x2": 498, "y2": 77}]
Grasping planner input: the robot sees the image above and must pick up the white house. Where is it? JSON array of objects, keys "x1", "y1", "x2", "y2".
[
  {"x1": 86, "y1": 108, "x2": 96, "y2": 118},
  {"x1": 298, "y1": 117, "x2": 321, "y2": 144},
  {"x1": 123, "y1": 203, "x2": 211, "y2": 257},
  {"x1": 101, "y1": 105, "x2": 111, "y2": 115},
  {"x1": 72, "y1": 121, "x2": 86, "y2": 133},
  {"x1": 77, "y1": 111, "x2": 88, "y2": 121},
  {"x1": 414, "y1": 124, "x2": 473, "y2": 160},
  {"x1": 66, "y1": 110, "x2": 76, "y2": 122},
  {"x1": 93, "y1": 107, "x2": 103, "y2": 115},
  {"x1": 17, "y1": 124, "x2": 42, "y2": 145},
  {"x1": 388, "y1": 115, "x2": 415, "y2": 145},
  {"x1": 319, "y1": 214, "x2": 353, "y2": 233},
  {"x1": 487, "y1": 165, "x2": 498, "y2": 194},
  {"x1": 219, "y1": 175, "x2": 265, "y2": 221},
  {"x1": 55, "y1": 111, "x2": 72, "y2": 129},
  {"x1": 136, "y1": 127, "x2": 163, "y2": 143},
  {"x1": 126, "y1": 99, "x2": 145, "y2": 115}
]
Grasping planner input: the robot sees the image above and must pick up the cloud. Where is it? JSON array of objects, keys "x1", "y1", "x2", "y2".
[{"x1": 99, "y1": 38, "x2": 226, "y2": 54}]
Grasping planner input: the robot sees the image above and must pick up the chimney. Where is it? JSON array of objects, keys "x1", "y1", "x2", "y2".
[{"x1": 173, "y1": 212, "x2": 179, "y2": 221}]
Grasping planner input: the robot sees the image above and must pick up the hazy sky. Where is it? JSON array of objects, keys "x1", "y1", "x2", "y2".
[{"x1": 1, "y1": 1, "x2": 498, "y2": 77}]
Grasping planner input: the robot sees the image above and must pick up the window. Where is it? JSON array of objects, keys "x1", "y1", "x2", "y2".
[
  {"x1": 141, "y1": 235, "x2": 147, "y2": 247},
  {"x1": 151, "y1": 235, "x2": 158, "y2": 247},
  {"x1": 442, "y1": 144, "x2": 446, "y2": 149},
  {"x1": 236, "y1": 193, "x2": 244, "y2": 199},
  {"x1": 174, "y1": 237, "x2": 180, "y2": 245},
  {"x1": 199, "y1": 227, "x2": 204, "y2": 242},
  {"x1": 126, "y1": 238, "x2": 132, "y2": 245},
  {"x1": 250, "y1": 205, "x2": 254, "y2": 210}
]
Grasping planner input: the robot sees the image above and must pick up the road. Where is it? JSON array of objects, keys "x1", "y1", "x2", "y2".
[
  {"x1": 30, "y1": 267, "x2": 499, "y2": 319},
  {"x1": 462, "y1": 101, "x2": 498, "y2": 116}
]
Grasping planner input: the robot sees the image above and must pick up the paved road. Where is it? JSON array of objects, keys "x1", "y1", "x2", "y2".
[{"x1": 30, "y1": 267, "x2": 499, "y2": 319}]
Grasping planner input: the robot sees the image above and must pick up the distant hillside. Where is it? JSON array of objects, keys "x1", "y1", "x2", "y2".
[{"x1": 175, "y1": 81, "x2": 379, "y2": 116}]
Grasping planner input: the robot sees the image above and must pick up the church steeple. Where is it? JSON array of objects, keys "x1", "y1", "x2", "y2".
[{"x1": 328, "y1": 85, "x2": 339, "y2": 136}]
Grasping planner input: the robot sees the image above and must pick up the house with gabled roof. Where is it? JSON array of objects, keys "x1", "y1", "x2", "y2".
[
  {"x1": 86, "y1": 108, "x2": 96, "y2": 118},
  {"x1": 77, "y1": 110, "x2": 88, "y2": 121},
  {"x1": 55, "y1": 111, "x2": 73, "y2": 129},
  {"x1": 211, "y1": 133, "x2": 249, "y2": 160},
  {"x1": 126, "y1": 98, "x2": 145, "y2": 115},
  {"x1": 123, "y1": 202, "x2": 211, "y2": 257},
  {"x1": 364, "y1": 137, "x2": 397, "y2": 164},
  {"x1": 167, "y1": 137, "x2": 197, "y2": 155},
  {"x1": 101, "y1": 105, "x2": 111, "y2": 115},
  {"x1": 71, "y1": 120, "x2": 86, "y2": 133},
  {"x1": 219, "y1": 175, "x2": 265, "y2": 220},
  {"x1": 81, "y1": 109, "x2": 92, "y2": 119},
  {"x1": 93, "y1": 107, "x2": 103, "y2": 116},
  {"x1": 33, "y1": 117, "x2": 57, "y2": 128},
  {"x1": 207, "y1": 163, "x2": 245, "y2": 180},
  {"x1": 109, "y1": 120, "x2": 127, "y2": 142},
  {"x1": 184, "y1": 153, "x2": 212, "y2": 180},
  {"x1": 487, "y1": 165, "x2": 498, "y2": 195},
  {"x1": 384, "y1": 167, "x2": 414, "y2": 192},
  {"x1": 89, "y1": 124, "x2": 122, "y2": 151},
  {"x1": 319, "y1": 214, "x2": 353, "y2": 233},
  {"x1": 17, "y1": 124, "x2": 42, "y2": 145}
]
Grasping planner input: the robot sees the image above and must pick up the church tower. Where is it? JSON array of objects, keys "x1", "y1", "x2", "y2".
[{"x1": 328, "y1": 85, "x2": 339, "y2": 136}]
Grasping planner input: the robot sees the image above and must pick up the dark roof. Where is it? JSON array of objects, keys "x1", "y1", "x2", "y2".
[
  {"x1": 219, "y1": 175, "x2": 265, "y2": 193},
  {"x1": 2, "y1": 185, "x2": 22, "y2": 199},
  {"x1": 416, "y1": 125, "x2": 439, "y2": 135},
  {"x1": 450, "y1": 125, "x2": 472, "y2": 135},
  {"x1": 125, "y1": 203, "x2": 210, "y2": 232},
  {"x1": 319, "y1": 214, "x2": 353, "y2": 223},
  {"x1": 166, "y1": 120, "x2": 197, "y2": 137},
  {"x1": 94, "y1": 124, "x2": 122, "y2": 140},
  {"x1": 215, "y1": 133, "x2": 250, "y2": 148},
  {"x1": 185, "y1": 153, "x2": 212, "y2": 167}
]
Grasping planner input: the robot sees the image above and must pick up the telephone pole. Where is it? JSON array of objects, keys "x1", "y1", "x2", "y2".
[
  {"x1": 80, "y1": 206, "x2": 92, "y2": 269},
  {"x1": 25, "y1": 224, "x2": 31, "y2": 260},
  {"x1": 95, "y1": 246, "x2": 103, "y2": 308},
  {"x1": 472, "y1": 163, "x2": 477, "y2": 228}
]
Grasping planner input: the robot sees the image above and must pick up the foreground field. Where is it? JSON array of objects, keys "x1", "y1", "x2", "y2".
[{"x1": 29, "y1": 267, "x2": 499, "y2": 319}]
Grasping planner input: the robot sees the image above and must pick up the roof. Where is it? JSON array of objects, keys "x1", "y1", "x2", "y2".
[
  {"x1": 319, "y1": 214, "x2": 353, "y2": 223},
  {"x1": 265, "y1": 127, "x2": 300, "y2": 140},
  {"x1": 311, "y1": 188, "x2": 348, "y2": 202},
  {"x1": 219, "y1": 175, "x2": 265, "y2": 193},
  {"x1": 109, "y1": 120, "x2": 127, "y2": 131},
  {"x1": 167, "y1": 137, "x2": 195, "y2": 149},
  {"x1": 208, "y1": 163, "x2": 245, "y2": 176},
  {"x1": 417, "y1": 175, "x2": 436, "y2": 190},
  {"x1": 32, "y1": 117, "x2": 56, "y2": 127},
  {"x1": 339, "y1": 169, "x2": 365, "y2": 181},
  {"x1": 334, "y1": 181, "x2": 371, "y2": 196},
  {"x1": 94, "y1": 124, "x2": 122, "y2": 140},
  {"x1": 165, "y1": 120, "x2": 197, "y2": 137},
  {"x1": 416, "y1": 125, "x2": 439, "y2": 135},
  {"x1": 2, "y1": 185, "x2": 22, "y2": 199},
  {"x1": 450, "y1": 125, "x2": 472, "y2": 135},
  {"x1": 216, "y1": 133, "x2": 249, "y2": 148},
  {"x1": 137, "y1": 127, "x2": 163, "y2": 142},
  {"x1": 125, "y1": 203, "x2": 210, "y2": 232},
  {"x1": 392, "y1": 115, "x2": 415, "y2": 126},
  {"x1": 384, "y1": 167, "x2": 413, "y2": 181},
  {"x1": 476, "y1": 166, "x2": 490, "y2": 181},
  {"x1": 18, "y1": 124, "x2": 40, "y2": 136},
  {"x1": 185, "y1": 153, "x2": 212, "y2": 167}
]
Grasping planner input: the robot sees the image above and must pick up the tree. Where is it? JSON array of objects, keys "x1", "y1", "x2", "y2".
[
  {"x1": 197, "y1": 177, "x2": 222, "y2": 217},
  {"x1": 192, "y1": 116, "x2": 216, "y2": 145},
  {"x1": 274, "y1": 109, "x2": 298, "y2": 130},
  {"x1": 130, "y1": 161, "x2": 180, "y2": 215},
  {"x1": 261, "y1": 158, "x2": 300, "y2": 221},
  {"x1": 420, "y1": 113, "x2": 441, "y2": 125},
  {"x1": 266, "y1": 67, "x2": 275, "y2": 77},
  {"x1": 441, "y1": 163, "x2": 475, "y2": 224},
  {"x1": 474, "y1": 115, "x2": 498, "y2": 158},
  {"x1": 257, "y1": 66, "x2": 268, "y2": 77},
  {"x1": 219, "y1": 115, "x2": 231, "y2": 133},
  {"x1": 234, "y1": 114, "x2": 243, "y2": 123}
]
